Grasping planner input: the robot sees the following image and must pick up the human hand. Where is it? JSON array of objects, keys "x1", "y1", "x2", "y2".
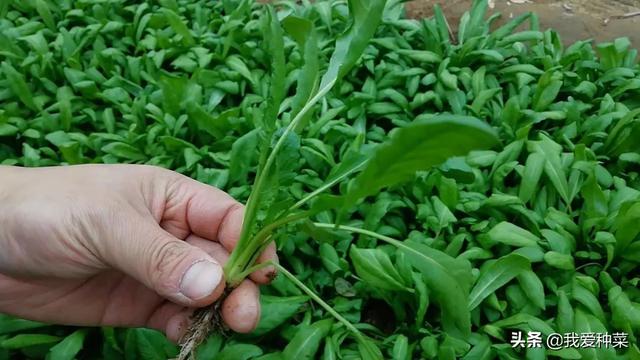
[{"x1": 0, "y1": 165, "x2": 277, "y2": 342}]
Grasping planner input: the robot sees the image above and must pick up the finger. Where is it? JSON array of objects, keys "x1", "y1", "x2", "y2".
[
  {"x1": 164, "y1": 309, "x2": 194, "y2": 343},
  {"x1": 188, "y1": 234, "x2": 276, "y2": 284},
  {"x1": 221, "y1": 280, "x2": 260, "y2": 333},
  {"x1": 163, "y1": 175, "x2": 244, "y2": 252},
  {"x1": 186, "y1": 235, "x2": 279, "y2": 284},
  {"x1": 102, "y1": 218, "x2": 226, "y2": 308},
  {"x1": 186, "y1": 235, "x2": 230, "y2": 265},
  {"x1": 145, "y1": 302, "x2": 192, "y2": 343},
  {"x1": 249, "y1": 242, "x2": 279, "y2": 284}
]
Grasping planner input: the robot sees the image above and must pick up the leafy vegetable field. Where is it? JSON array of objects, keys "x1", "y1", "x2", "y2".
[{"x1": 1, "y1": 0, "x2": 640, "y2": 359}]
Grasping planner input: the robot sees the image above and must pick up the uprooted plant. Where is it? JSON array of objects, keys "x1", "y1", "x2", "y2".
[{"x1": 177, "y1": 1, "x2": 499, "y2": 359}]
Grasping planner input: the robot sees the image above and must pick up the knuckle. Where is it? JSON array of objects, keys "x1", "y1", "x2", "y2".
[
  {"x1": 227, "y1": 202, "x2": 245, "y2": 218},
  {"x1": 150, "y1": 239, "x2": 190, "y2": 294}
]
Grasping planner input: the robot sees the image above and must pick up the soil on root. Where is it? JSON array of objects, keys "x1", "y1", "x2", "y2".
[{"x1": 175, "y1": 290, "x2": 231, "y2": 360}]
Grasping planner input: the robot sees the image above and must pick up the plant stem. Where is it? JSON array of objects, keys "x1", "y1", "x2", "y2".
[
  {"x1": 227, "y1": 82, "x2": 338, "y2": 286},
  {"x1": 260, "y1": 78, "x2": 337, "y2": 188},
  {"x1": 312, "y1": 222, "x2": 413, "y2": 253},
  {"x1": 225, "y1": 212, "x2": 310, "y2": 286},
  {"x1": 271, "y1": 261, "x2": 368, "y2": 343},
  {"x1": 253, "y1": 211, "x2": 310, "y2": 245},
  {"x1": 291, "y1": 159, "x2": 368, "y2": 210},
  {"x1": 244, "y1": 81, "x2": 336, "y2": 223},
  {"x1": 234, "y1": 261, "x2": 276, "y2": 281}
]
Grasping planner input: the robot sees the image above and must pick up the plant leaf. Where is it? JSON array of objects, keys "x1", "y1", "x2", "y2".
[
  {"x1": 0, "y1": 334, "x2": 61, "y2": 349},
  {"x1": 0, "y1": 315, "x2": 48, "y2": 335},
  {"x1": 343, "y1": 115, "x2": 499, "y2": 209},
  {"x1": 350, "y1": 246, "x2": 408, "y2": 291},
  {"x1": 282, "y1": 16, "x2": 320, "y2": 121},
  {"x1": 486, "y1": 222, "x2": 541, "y2": 248},
  {"x1": 469, "y1": 253, "x2": 530, "y2": 310},
  {"x1": 254, "y1": 295, "x2": 309, "y2": 336},
  {"x1": 282, "y1": 319, "x2": 333, "y2": 360},
  {"x1": 517, "y1": 271, "x2": 546, "y2": 309},
  {"x1": 48, "y1": 329, "x2": 87, "y2": 360},
  {"x1": 319, "y1": 0, "x2": 386, "y2": 89},
  {"x1": 215, "y1": 344, "x2": 263, "y2": 360},
  {"x1": 401, "y1": 241, "x2": 472, "y2": 338}
]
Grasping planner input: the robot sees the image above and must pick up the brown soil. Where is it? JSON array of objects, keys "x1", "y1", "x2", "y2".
[{"x1": 405, "y1": 0, "x2": 640, "y2": 49}]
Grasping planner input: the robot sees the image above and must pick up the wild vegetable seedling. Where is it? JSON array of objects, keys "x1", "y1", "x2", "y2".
[{"x1": 177, "y1": 1, "x2": 499, "y2": 359}]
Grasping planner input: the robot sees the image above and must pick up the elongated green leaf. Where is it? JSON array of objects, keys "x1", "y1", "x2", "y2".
[
  {"x1": 101, "y1": 142, "x2": 145, "y2": 162},
  {"x1": 613, "y1": 200, "x2": 640, "y2": 252},
  {"x1": 320, "y1": 0, "x2": 386, "y2": 89},
  {"x1": 486, "y1": 222, "x2": 541, "y2": 248},
  {"x1": 226, "y1": 55, "x2": 253, "y2": 84},
  {"x1": 391, "y1": 335, "x2": 409, "y2": 360},
  {"x1": 543, "y1": 251, "x2": 574, "y2": 270},
  {"x1": 254, "y1": 353, "x2": 283, "y2": 360},
  {"x1": 608, "y1": 286, "x2": 640, "y2": 331},
  {"x1": 519, "y1": 152, "x2": 545, "y2": 203},
  {"x1": 533, "y1": 70, "x2": 564, "y2": 112},
  {"x1": 517, "y1": 271, "x2": 546, "y2": 309},
  {"x1": 439, "y1": 157, "x2": 475, "y2": 184},
  {"x1": 344, "y1": 115, "x2": 498, "y2": 209},
  {"x1": 412, "y1": 272, "x2": 429, "y2": 328},
  {"x1": 461, "y1": 336, "x2": 493, "y2": 360},
  {"x1": 162, "y1": 9, "x2": 194, "y2": 46},
  {"x1": 357, "y1": 337, "x2": 383, "y2": 360},
  {"x1": 572, "y1": 284, "x2": 606, "y2": 324},
  {"x1": 603, "y1": 108, "x2": 640, "y2": 156},
  {"x1": 469, "y1": 254, "x2": 530, "y2": 310},
  {"x1": 35, "y1": 0, "x2": 55, "y2": 30},
  {"x1": 556, "y1": 290, "x2": 574, "y2": 333},
  {"x1": 1, "y1": 62, "x2": 37, "y2": 110},
  {"x1": 402, "y1": 242, "x2": 472, "y2": 338},
  {"x1": 397, "y1": 49, "x2": 441, "y2": 63},
  {"x1": 530, "y1": 135, "x2": 571, "y2": 204},
  {"x1": 0, "y1": 334, "x2": 61, "y2": 349},
  {"x1": 215, "y1": 344, "x2": 263, "y2": 360},
  {"x1": 574, "y1": 310, "x2": 617, "y2": 360},
  {"x1": 282, "y1": 319, "x2": 332, "y2": 360},
  {"x1": 458, "y1": 0, "x2": 488, "y2": 43},
  {"x1": 318, "y1": 243, "x2": 344, "y2": 274},
  {"x1": 350, "y1": 246, "x2": 408, "y2": 291},
  {"x1": 490, "y1": 313, "x2": 555, "y2": 335},
  {"x1": 261, "y1": 6, "x2": 286, "y2": 131},
  {"x1": 254, "y1": 295, "x2": 309, "y2": 336},
  {"x1": 282, "y1": 16, "x2": 319, "y2": 120},
  {"x1": 195, "y1": 335, "x2": 223, "y2": 359},
  {"x1": 48, "y1": 330, "x2": 87, "y2": 360},
  {"x1": 0, "y1": 316, "x2": 47, "y2": 335},
  {"x1": 229, "y1": 129, "x2": 259, "y2": 183},
  {"x1": 135, "y1": 329, "x2": 176, "y2": 360}
]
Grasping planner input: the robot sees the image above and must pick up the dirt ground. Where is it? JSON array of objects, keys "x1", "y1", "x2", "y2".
[{"x1": 405, "y1": 0, "x2": 640, "y2": 49}]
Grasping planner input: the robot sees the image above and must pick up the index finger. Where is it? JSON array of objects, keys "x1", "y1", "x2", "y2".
[{"x1": 165, "y1": 175, "x2": 278, "y2": 283}]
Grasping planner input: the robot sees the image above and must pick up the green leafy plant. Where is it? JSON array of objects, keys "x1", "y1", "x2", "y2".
[{"x1": 180, "y1": 1, "x2": 499, "y2": 358}]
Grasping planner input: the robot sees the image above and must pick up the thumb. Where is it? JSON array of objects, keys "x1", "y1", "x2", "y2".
[{"x1": 104, "y1": 220, "x2": 226, "y2": 307}]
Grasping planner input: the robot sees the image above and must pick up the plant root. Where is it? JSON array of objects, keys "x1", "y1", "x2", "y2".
[{"x1": 175, "y1": 290, "x2": 230, "y2": 360}]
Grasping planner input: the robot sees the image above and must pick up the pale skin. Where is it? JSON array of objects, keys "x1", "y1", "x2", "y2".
[{"x1": 0, "y1": 165, "x2": 277, "y2": 342}]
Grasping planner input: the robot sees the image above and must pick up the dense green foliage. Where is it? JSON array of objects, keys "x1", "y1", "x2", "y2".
[{"x1": 1, "y1": 0, "x2": 640, "y2": 359}]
